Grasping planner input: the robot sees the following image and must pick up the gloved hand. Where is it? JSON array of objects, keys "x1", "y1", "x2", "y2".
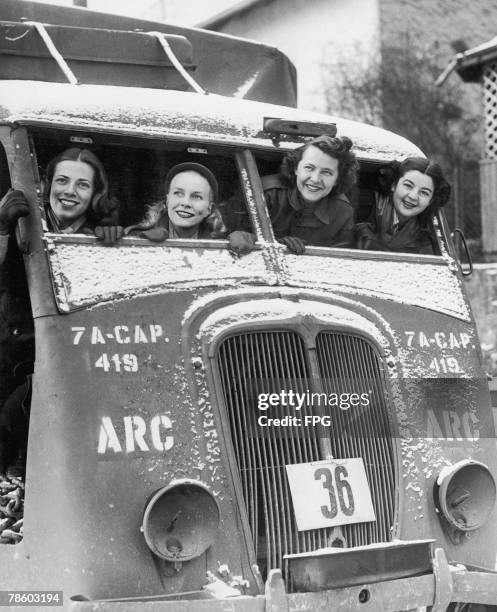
[
  {"x1": 0, "y1": 190, "x2": 29, "y2": 235},
  {"x1": 228, "y1": 231, "x2": 256, "y2": 256},
  {"x1": 140, "y1": 227, "x2": 169, "y2": 242},
  {"x1": 356, "y1": 233, "x2": 373, "y2": 250},
  {"x1": 94, "y1": 225, "x2": 124, "y2": 245},
  {"x1": 355, "y1": 226, "x2": 387, "y2": 251},
  {"x1": 278, "y1": 236, "x2": 306, "y2": 255}
]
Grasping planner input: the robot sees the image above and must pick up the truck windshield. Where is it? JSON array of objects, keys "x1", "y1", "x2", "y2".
[
  {"x1": 32, "y1": 130, "x2": 255, "y2": 310},
  {"x1": 32, "y1": 131, "x2": 448, "y2": 312}
]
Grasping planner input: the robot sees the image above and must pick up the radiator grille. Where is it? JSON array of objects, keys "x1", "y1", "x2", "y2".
[
  {"x1": 216, "y1": 330, "x2": 396, "y2": 582},
  {"x1": 315, "y1": 332, "x2": 396, "y2": 546}
]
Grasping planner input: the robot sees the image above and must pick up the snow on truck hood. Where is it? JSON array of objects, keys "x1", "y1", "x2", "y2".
[{"x1": 0, "y1": 80, "x2": 423, "y2": 161}]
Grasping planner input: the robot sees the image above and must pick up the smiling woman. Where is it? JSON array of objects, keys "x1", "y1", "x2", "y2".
[
  {"x1": 167, "y1": 171, "x2": 212, "y2": 237},
  {"x1": 392, "y1": 170, "x2": 434, "y2": 221},
  {"x1": 355, "y1": 157, "x2": 451, "y2": 254},
  {"x1": 294, "y1": 146, "x2": 339, "y2": 203},
  {"x1": 124, "y1": 162, "x2": 227, "y2": 241},
  {"x1": 43, "y1": 147, "x2": 121, "y2": 238},
  {"x1": 48, "y1": 158, "x2": 95, "y2": 231},
  {"x1": 228, "y1": 134, "x2": 358, "y2": 255},
  {"x1": 0, "y1": 147, "x2": 122, "y2": 265},
  {"x1": 0, "y1": 147, "x2": 123, "y2": 478}
]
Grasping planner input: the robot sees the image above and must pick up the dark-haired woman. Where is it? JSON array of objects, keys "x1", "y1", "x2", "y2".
[
  {"x1": 355, "y1": 157, "x2": 451, "y2": 254},
  {"x1": 229, "y1": 135, "x2": 358, "y2": 255},
  {"x1": 0, "y1": 148, "x2": 121, "y2": 478},
  {"x1": 43, "y1": 147, "x2": 121, "y2": 242},
  {"x1": 0, "y1": 147, "x2": 122, "y2": 259}
]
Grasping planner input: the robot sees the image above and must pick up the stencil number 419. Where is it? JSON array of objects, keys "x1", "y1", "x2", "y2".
[{"x1": 95, "y1": 353, "x2": 138, "y2": 372}]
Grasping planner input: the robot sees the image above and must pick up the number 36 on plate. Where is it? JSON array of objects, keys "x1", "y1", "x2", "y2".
[{"x1": 285, "y1": 458, "x2": 376, "y2": 531}]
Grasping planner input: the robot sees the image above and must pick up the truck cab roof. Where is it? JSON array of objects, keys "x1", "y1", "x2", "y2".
[{"x1": 0, "y1": 80, "x2": 423, "y2": 162}]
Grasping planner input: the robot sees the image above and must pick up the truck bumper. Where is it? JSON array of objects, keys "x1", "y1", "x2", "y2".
[{"x1": 69, "y1": 549, "x2": 497, "y2": 611}]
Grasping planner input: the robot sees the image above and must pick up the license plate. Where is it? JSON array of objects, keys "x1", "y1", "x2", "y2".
[{"x1": 285, "y1": 458, "x2": 376, "y2": 531}]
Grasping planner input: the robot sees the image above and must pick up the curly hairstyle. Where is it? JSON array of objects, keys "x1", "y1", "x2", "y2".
[
  {"x1": 377, "y1": 157, "x2": 451, "y2": 225},
  {"x1": 43, "y1": 148, "x2": 118, "y2": 225},
  {"x1": 279, "y1": 135, "x2": 359, "y2": 196}
]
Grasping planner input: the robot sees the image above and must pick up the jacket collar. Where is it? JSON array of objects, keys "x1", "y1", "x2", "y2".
[
  {"x1": 47, "y1": 207, "x2": 88, "y2": 234},
  {"x1": 288, "y1": 187, "x2": 341, "y2": 224}
]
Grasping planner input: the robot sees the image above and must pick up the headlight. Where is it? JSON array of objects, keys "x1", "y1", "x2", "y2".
[
  {"x1": 434, "y1": 460, "x2": 496, "y2": 532},
  {"x1": 142, "y1": 480, "x2": 220, "y2": 563}
]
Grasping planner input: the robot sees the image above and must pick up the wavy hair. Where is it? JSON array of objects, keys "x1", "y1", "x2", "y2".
[
  {"x1": 378, "y1": 157, "x2": 451, "y2": 225},
  {"x1": 43, "y1": 148, "x2": 118, "y2": 224},
  {"x1": 279, "y1": 135, "x2": 358, "y2": 196}
]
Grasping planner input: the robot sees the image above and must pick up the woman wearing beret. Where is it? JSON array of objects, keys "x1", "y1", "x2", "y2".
[{"x1": 125, "y1": 162, "x2": 226, "y2": 241}]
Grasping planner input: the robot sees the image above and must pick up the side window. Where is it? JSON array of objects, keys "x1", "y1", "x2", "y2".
[{"x1": 36, "y1": 135, "x2": 263, "y2": 311}]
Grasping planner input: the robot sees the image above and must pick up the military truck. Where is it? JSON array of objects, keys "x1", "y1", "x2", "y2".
[{"x1": 0, "y1": 1, "x2": 496, "y2": 610}]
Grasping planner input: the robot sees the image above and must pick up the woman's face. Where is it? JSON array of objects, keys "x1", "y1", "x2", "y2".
[
  {"x1": 295, "y1": 145, "x2": 339, "y2": 203},
  {"x1": 50, "y1": 160, "x2": 95, "y2": 224},
  {"x1": 167, "y1": 170, "x2": 212, "y2": 234},
  {"x1": 392, "y1": 170, "x2": 434, "y2": 222}
]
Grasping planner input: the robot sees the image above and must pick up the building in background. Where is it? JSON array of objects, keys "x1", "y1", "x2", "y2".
[
  {"x1": 88, "y1": 0, "x2": 236, "y2": 24},
  {"x1": 29, "y1": 0, "x2": 238, "y2": 25},
  {"x1": 199, "y1": 0, "x2": 497, "y2": 113},
  {"x1": 198, "y1": 0, "x2": 379, "y2": 112},
  {"x1": 445, "y1": 35, "x2": 497, "y2": 381},
  {"x1": 441, "y1": 39, "x2": 497, "y2": 259}
]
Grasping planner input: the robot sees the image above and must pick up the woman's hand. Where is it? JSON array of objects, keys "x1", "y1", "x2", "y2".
[
  {"x1": 94, "y1": 225, "x2": 124, "y2": 245},
  {"x1": 278, "y1": 236, "x2": 306, "y2": 254},
  {"x1": 228, "y1": 231, "x2": 256, "y2": 256},
  {"x1": 355, "y1": 223, "x2": 385, "y2": 251},
  {"x1": 140, "y1": 227, "x2": 169, "y2": 242},
  {"x1": 356, "y1": 233, "x2": 373, "y2": 250},
  {"x1": 0, "y1": 190, "x2": 29, "y2": 235}
]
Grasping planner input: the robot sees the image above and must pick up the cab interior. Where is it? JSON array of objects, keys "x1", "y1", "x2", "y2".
[{"x1": 29, "y1": 127, "x2": 442, "y2": 256}]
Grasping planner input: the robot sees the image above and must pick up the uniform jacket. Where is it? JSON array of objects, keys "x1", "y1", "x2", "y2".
[
  {"x1": 45, "y1": 193, "x2": 120, "y2": 235},
  {"x1": 261, "y1": 174, "x2": 354, "y2": 248},
  {"x1": 46, "y1": 207, "x2": 94, "y2": 235},
  {"x1": 125, "y1": 200, "x2": 227, "y2": 240},
  {"x1": 355, "y1": 194, "x2": 436, "y2": 254}
]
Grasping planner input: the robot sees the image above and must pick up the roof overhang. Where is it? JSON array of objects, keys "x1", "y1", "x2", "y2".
[{"x1": 437, "y1": 37, "x2": 497, "y2": 85}]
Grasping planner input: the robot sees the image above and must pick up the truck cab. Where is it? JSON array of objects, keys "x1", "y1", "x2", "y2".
[{"x1": 0, "y1": 3, "x2": 496, "y2": 611}]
